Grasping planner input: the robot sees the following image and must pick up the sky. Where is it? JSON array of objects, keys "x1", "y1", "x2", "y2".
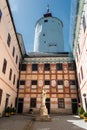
[{"x1": 8, "y1": 0, "x2": 77, "y2": 53}]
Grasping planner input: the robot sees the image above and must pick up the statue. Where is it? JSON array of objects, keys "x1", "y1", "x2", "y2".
[
  {"x1": 36, "y1": 87, "x2": 51, "y2": 121},
  {"x1": 40, "y1": 87, "x2": 48, "y2": 116},
  {"x1": 41, "y1": 87, "x2": 46, "y2": 106}
]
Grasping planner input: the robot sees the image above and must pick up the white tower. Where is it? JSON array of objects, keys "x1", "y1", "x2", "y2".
[{"x1": 34, "y1": 9, "x2": 64, "y2": 53}]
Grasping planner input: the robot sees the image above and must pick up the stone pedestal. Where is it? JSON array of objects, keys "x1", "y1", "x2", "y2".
[
  {"x1": 35, "y1": 88, "x2": 51, "y2": 121},
  {"x1": 40, "y1": 105, "x2": 48, "y2": 116}
]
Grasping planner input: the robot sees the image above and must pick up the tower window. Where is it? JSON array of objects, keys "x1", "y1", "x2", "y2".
[
  {"x1": 44, "y1": 19, "x2": 48, "y2": 23},
  {"x1": 43, "y1": 34, "x2": 45, "y2": 36},
  {"x1": 44, "y1": 41, "x2": 46, "y2": 43}
]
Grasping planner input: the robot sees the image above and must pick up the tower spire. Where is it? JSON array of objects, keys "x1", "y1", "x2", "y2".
[
  {"x1": 44, "y1": 4, "x2": 52, "y2": 17},
  {"x1": 47, "y1": 4, "x2": 49, "y2": 13}
]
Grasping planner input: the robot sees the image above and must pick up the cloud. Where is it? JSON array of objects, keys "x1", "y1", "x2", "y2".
[{"x1": 9, "y1": 0, "x2": 18, "y2": 12}]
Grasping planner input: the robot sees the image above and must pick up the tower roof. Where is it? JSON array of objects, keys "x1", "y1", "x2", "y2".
[{"x1": 43, "y1": 4, "x2": 52, "y2": 17}]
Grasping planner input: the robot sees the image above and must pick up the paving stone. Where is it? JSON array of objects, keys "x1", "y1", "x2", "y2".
[{"x1": 0, "y1": 115, "x2": 87, "y2": 130}]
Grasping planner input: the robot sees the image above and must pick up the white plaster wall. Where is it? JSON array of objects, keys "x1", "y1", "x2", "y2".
[
  {"x1": 0, "y1": 0, "x2": 22, "y2": 115},
  {"x1": 34, "y1": 17, "x2": 64, "y2": 53}
]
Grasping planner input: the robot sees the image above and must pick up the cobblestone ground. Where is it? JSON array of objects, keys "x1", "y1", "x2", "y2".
[
  {"x1": 34, "y1": 115, "x2": 87, "y2": 130},
  {"x1": 0, "y1": 115, "x2": 31, "y2": 130},
  {"x1": 0, "y1": 115, "x2": 87, "y2": 130}
]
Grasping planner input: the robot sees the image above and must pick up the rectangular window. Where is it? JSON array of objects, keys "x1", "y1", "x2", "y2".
[
  {"x1": 44, "y1": 19, "x2": 48, "y2": 22},
  {"x1": 2, "y1": 58, "x2": 7, "y2": 74},
  {"x1": 30, "y1": 98, "x2": 36, "y2": 108},
  {"x1": 16, "y1": 55, "x2": 18, "y2": 64},
  {"x1": 83, "y1": 15, "x2": 86, "y2": 32},
  {"x1": 78, "y1": 44, "x2": 80, "y2": 54},
  {"x1": 0, "y1": 89, "x2": 3, "y2": 105},
  {"x1": 12, "y1": 46, "x2": 15, "y2": 57},
  {"x1": 58, "y1": 80, "x2": 63, "y2": 85},
  {"x1": 78, "y1": 73, "x2": 81, "y2": 84},
  {"x1": 9, "y1": 68, "x2": 12, "y2": 80},
  {"x1": 13, "y1": 74, "x2": 16, "y2": 85},
  {"x1": 44, "y1": 64, "x2": 50, "y2": 71},
  {"x1": 32, "y1": 80, "x2": 37, "y2": 85},
  {"x1": 45, "y1": 80, "x2": 50, "y2": 85},
  {"x1": 17, "y1": 79, "x2": 19, "y2": 88},
  {"x1": 58, "y1": 98, "x2": 65, "y2": 108},
  {"x1": 57, "y1": 63, "x2": 62, "y2": 70},
  {"x1": 0, "y1": 9, "x2": 2, "y2": 21},
  {"x1": 20, "y1": 80, "x2": 25, "y2": 85},
  {"x1": 7, "y1": 33, "x2": 11, "y2": 47},
  {"x1": 21, "y1": 64, "x2": 26, "y2": 71},
  {"x1": 68, "y1": 63, "x2": 75, "y2": 70},
  {"x1": 69, "y1": 80, "x2": 75, "y2": 85},
  {"x1": 32, "y1": 64, "x2": 38, "y2": 71},
  {"x1": 81, "y1": 66, "x2": 83, "y2": 80}
]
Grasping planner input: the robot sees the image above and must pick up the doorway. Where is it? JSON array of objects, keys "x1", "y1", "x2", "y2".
[
  {"x1": 46, "y1": 98, "x2": 50, "y2": 114},
  {"x1": 72, "y1": 98, "x2": 78, "y2": 114},
  {"x1": 5, "y1": 94, "x2": 10, "y2": 110},
  {"x1": 17, "y1": 98, "x2": 24, "y2": 113}
]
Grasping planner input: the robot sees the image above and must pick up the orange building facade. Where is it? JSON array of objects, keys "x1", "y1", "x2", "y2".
[{"x1": 18, "y1": 53, "x2": 78, "y2": 114}]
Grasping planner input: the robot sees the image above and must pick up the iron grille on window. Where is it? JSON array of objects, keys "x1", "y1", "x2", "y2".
[
  {"x1": 44, "y1": 64, "x2": 50, "y2": 71},
  {"x1": 58, "y1": 98, "x2": 65, "y2": 108},
  {"x1": 32, "y1": 64, "x2": 38, "y2": 71},
  {"x1": 45, "y1": 80, "x2": 50, "y2": 85},
  {"x1": 58, "y1": 80, "x2": 63, "y2": 85},
  {"x1": 32, "y1": 80, "x2": 37, "y2": 85},
  {"x1": 30, "y1": 98, "x2": 36, "y2": 108},
  {"x1": 56, "y1": 63, "x2": 62, "y2": 70},
  {"x1": 69, "y1": 80, "x2": 75, "y2": 85},
  {"x1": 21, "y1": 64, "x2": 26, "y2": 71},
  {"x1": 68, "y1": 63, "x2": 75, "y2": 70},
  {"x1": 20, "y1": 80, "x2": 25, "y2": 85}
]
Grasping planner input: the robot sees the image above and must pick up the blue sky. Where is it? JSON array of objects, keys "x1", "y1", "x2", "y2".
[{"x1": 8, "y1": 0, "x2": 77, "y2": 52}]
